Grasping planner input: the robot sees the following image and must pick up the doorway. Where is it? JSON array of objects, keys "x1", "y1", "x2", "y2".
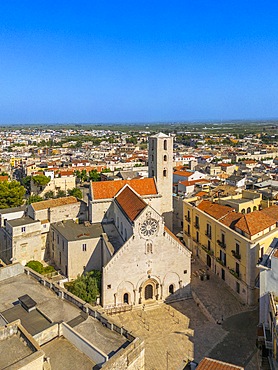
[
  {"x1": 145, "y1": 284, "x2": 153, "y2": 300},
  {"x1": 123, "y1": 293, "x2": 129, "y2": 304}
]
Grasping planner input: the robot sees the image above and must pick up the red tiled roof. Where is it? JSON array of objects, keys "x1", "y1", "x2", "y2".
[
  {"x1": 31, "y1": 196, "x2": 78, "y2": 211},
  {"x1": 91, "y1": 178, "x2": 157, "y2": 200},
  {"x1": 234, "y1": 211, "x2": 276, "y2": 236},
  {"x1": 115, "y1": 186, "x2": 147, "y2": 221},
  {"x1": 261, "y1": 205, "x2": 278, "y2": 222},
  {"x1": 197, "y1": 200, "x2": 234, "y2": 220},
  {"x1": 197, "y1": 357, "x2": 244, "y2": 370},
  {"x1": 173, "y1": 170, "x2": 194, "y2": 177},
  {"x1": 220, "y1": 212, "x2": 243, "y2": 229},
  {"x1": 0, "y1": 176, "x2": 8, "y2": 182}
]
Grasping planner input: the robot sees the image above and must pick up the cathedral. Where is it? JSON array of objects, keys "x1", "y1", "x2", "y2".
[{"x1": 89, "y1": 133, "x2": 191, "y2": 308}]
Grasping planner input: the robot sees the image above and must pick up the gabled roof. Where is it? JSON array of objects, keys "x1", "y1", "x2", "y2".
[
  {"x1": 31, "y1": 196, "x2": 78, "y2": 211},
  {"x1": 115, "y1": 186, "x2": 147, "y2": 221},
  {"x1": 197, "y1": 357, "x2": 244, "y2": 370},
  {"x1": 261, "y1": 205, "x2": 278, "y2": 222},
  {"x1": 220, "y1": 212, "x2": 244, "y2": 229},
  {"x1": 173, "y1": 170, "x2": 194, "y2": 177},
  {"x1": 197, "y1": 200, "x2": 234, "y2": 220},
  {"x1": 91, "y1": 178, "x2": 158, "y2": 200},
  {"x1": 234, "y1": 211, "x2": 276, "y2": 236}
]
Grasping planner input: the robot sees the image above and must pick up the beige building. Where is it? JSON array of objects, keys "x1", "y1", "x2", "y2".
[
  {"x1": 31, "y1": 173, "x2": 76, "y2": 197},
  {"x1": 183, "y1": 196, "x2": 278, "y2": 305}
]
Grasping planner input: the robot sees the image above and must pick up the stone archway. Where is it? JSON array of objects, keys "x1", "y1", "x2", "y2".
[{"x1": 139, "y1": 278, "x2": 159, "y2": 304}]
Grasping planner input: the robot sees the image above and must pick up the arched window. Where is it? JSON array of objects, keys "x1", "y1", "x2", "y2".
[
  {"x1": 247, "y1": 207, "x2": 251, "y2": 213},
  {"x1": 123, "y1": 293, "x2": 129, "y2": 304},
  {"x1": 164, "y1": 140, "x2": 167, "y2": 150},
  {"x1": 241, "y1": 209, "x2": 245, "y2": 214},
  {"x1": 169, "y1": 284, "x2": 174, "y2": 294},
  {"x1": 164, "y1": 155, "x2": 167, "y2": 161},
  {"x1": 163, "y1": 169, "x2": 167, "y2": 177},
  {"x1": 146, "y1": 241, "x2": 153, "y2": 254},
  {"x1": 253, "y1": 206, "x2": 257, "y2": 211}
]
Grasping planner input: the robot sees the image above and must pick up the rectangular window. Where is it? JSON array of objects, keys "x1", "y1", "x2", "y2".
[
  {"x1": 236, "y1": 243, "x2": 240, "y2": 255},
  {"x1": 208, "y1": 239, "x2": 211, "y2": 250},
  {"x1": 62, "y1": 240, "x2": 65, "y2": 251},
  {"x1": 196, "y1": 231, "x2": 199, "y2": 243},
  {"x1": 236, "y1": 262, "x2": 240, "y2": 276},
  {"x1": 187, "y1": 224, "x2": 190, "y2": 236},
  {"x1": 195, "y1": 216, "x2": 199, "y2": 228},
  {"x1": 21, "y1": 227, "x2": 26, "y2": 233},
  {"x1": 107, "y1": 284, "x2": 111, "y2": 289},
  {"x1": 236, "y1": 281, "x2": 240, "y2": 294},
  {"x1": 57, "y1": 235, "x2": 60, "y2": 244},
  {"x1": 82, "y1": 244, "x2": 87, "y2": 252},
  {"x1": 206, "y1": 224, "x2": 211, "y2": 238},
  {"x1": 220, "y1": 250, "x2": 226, "y2": 266}
]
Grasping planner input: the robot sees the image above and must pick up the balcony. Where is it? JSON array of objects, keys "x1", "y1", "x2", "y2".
[
  {"x1": 201, "y1": 245, "x2": 214, "y2": 256},
  {"x1": 194, "y1": 223, "x2": 200, "y2": 230},
  {"x1": 205, "y1": 231, "x2": 212, "y2": 239},
  {"x1": 232, "y1": 250, "x2": 241, "y2": 261},
  {"x1": 216, "y1": 257, "x2": 226, "y2": 267},
  {"x1": 229, "y1": 268, "x2": 240, "y2": 280},
  {"x1": 217, "y1": 239, "x2": 226, "y2": 249},
  {"x1": 185, "y1": 215, "x2": 191, "y2": 222}
]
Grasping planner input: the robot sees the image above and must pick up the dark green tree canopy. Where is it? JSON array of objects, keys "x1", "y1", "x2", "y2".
[
  {"x1": 67, "y1": 188, "x2": 82, "y2": 199},
  {"x1": 0, "y1": 181, "x2": 26, "y2": 209},
  {"x1": 65, "y1": 270, "x2": 101, "y2": 304},
  {"x1": 32, "y1": 175, "x2": 51, "y2": 186}
]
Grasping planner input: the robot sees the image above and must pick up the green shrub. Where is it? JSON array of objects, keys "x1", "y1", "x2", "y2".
[{"x1": 26, "y1": 260, "x2": 44, "y2": 274}]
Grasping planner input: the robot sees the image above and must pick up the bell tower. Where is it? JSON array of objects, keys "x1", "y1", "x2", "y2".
[{"x1": 148, "y1": 133, "x2": 173, "y2": 229}]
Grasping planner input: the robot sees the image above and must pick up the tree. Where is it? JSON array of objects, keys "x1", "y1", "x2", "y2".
[
  {"x1": 0, "y1": 181, "x2": 26, "y2": 209},
  {"x1": 67, "y1": 188, "x2": 82, "y2": 199},
  {"x1": 27, "y1": 195, "x2": 44, "y2": 204},
  {"x1": 65, "y1": 270, "x2": 101, "y2": 304},
  {"x1": 44, "y1": 191, "x2": 55, "y2": 200},
  {"x1": 88, "y1": 170, "x2": 100, "y2": 182},
  {"x1": 56, "y1": 190, "x2": 66, "y2": 198},
  {"x1": 32, "y1": 175, "x2": 51, "y2": 186},
  {"x1": 21, "y1": 176, "x2": 31, "y2": 193}
]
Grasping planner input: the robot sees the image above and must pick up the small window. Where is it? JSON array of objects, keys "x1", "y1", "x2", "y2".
[
  {"x1": 62, "y1": 240, "x2": 65, "y2": 251},
  {"x1": 152, "y1": 154, "x2": 154, "y2": 161},
  {"x1": 164, "y1": 155, "x2": 167, "y2": 161},
  {"x1": 82, "y1": 243, "x2": 87, "y2": 252},
  {"x1": 21, "y1": 227, "x2": 26, "y2": 233},
  {"x1": 184, "y1": 270, "x2": 187, "y2": 274},
  {"x1": 236, "y1": 282, "x2": 240, "y2": 294},
  {"x1": 57, "y1": 235, "x2": 60, "y2": 244},
  {"x1": 169, "y1": 284, "x2": 174, "y2": 294},
  {"x1": 152, "y1": 170, "x2": 155, "y2": 177},
  {"x1": 164, "y1": 140, "x2": 167, "y2": 150},
  {"x1": 196, "y1": 231, "x2": 199, "y2": 243},
  {"x1": 107, "y1": 284, "x2": 111, "y2": 289},
  {"x1": 163, "y1": 169, "x2": 167, "y2": 177}
]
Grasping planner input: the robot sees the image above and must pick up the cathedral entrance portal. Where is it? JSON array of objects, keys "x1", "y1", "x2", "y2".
[{"x1": 145, "y1": 284, "x2": 153, "y2": 300}]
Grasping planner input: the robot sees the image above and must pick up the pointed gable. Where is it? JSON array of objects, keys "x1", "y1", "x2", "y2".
[
  {"x1": 115, "y1": 186, "x2": 147, "y2": 222},
  {"x1": 91, "y1": 178, "x2": 158, "y2": 200}
]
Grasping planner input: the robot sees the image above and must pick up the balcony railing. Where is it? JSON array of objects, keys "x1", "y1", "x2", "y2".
[
  {"x1": 205, "y1": 230, "x2": 211, "y2": 239},
  {"x1": 216, "y1": 257, "x2": 226, "y2": 267},
  {"x1": 232, "y1": 250, "x2": 241, "y2": 261},
  {"x1": 184, "y1": 230, "x2": 191, "y2": 237},
  {"x1": 217, "y1": 239, "x2": 226, "y2": 249},
  {"x1": 201, "y1": 245, "x2": 214, "y2": 256},
  {"x1": 194, "y1": 223, "x2": 200, "y2": 230},
  {"x1": 229, "y1": 268, "x2": 240, "y2": 280},
  {"x1": 185, "y1": 215, "x2": 191, "y2": 222}
]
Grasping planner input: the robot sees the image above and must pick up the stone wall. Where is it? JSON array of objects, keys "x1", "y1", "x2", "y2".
[{"x1": 0, "y1": 263, "x2": 24, "y2": 281}]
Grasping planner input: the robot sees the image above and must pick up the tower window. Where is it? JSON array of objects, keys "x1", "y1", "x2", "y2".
[
  {"x1": 152, "y1": 154, "x2": 154, "y2": 161},
  {"x1": 152, "y1": 170, "x2": 154, "y2": 177},
  {"x1": 164, "y1": 140, "x2": 167, "y2": 150},
  {"x1": 164, "y1": 155, "x2": 167, "y2": 161},
  {"x1": 163, "y1": 169, "x2": 167, "y2": 177}
]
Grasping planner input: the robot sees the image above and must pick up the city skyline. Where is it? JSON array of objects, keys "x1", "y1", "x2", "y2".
[{"x1": 1, "y1": 1, "x2": 278, "y2": 124}]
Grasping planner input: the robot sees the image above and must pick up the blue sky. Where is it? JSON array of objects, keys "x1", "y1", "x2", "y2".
[{"x1": 0, "y1": 1, "x2": 278, "y2": 124}]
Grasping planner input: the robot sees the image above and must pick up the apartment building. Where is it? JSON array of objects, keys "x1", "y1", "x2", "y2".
[{"x1": 183, "y1": 196, "x2": 278, "y2": 305}]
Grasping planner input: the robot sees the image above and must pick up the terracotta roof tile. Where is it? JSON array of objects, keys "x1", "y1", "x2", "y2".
[
  {"x1": 115, "y1": 186, "x2": 147, "y2": 221},
  {"x1": 220, "y1": 212, "x2": 244, "y2": 229},
  {"x1": 197, "y1": 200, "x2": 234, "y2": 220},
  {"x1": 173, "y1": 170, "x2": 194, "y2": 177},
  {"x1": 0, "y1": 176, "x2": 8, "y2": 181},
  {"x1": 235, "y1": 211, "x2": 276, "y2": 236},
  {"x1": 31, "y1": 196, "x2": 78, "y2": 211},
  {"x1": 261, "y1": 205, "x2": 278, "y2": 222},
  {"x1": 197, "y1": 357, "x2": 244, "y2": 370},
  {"x1": 91, "y1": 178, "x2": 157, "y2": 200}
]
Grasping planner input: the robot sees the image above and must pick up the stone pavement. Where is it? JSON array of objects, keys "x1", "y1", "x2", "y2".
[
  {"x1": 191, "y1": 258, "x2": 252, "y2": 322},
  {"x1": 111, "y1": 300, "x2": 226, "y2": 370}
]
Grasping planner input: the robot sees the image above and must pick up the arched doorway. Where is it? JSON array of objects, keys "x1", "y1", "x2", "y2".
[
  {"x1": 123, "y1": 293, "x2": 129, "y2": 304},
  {"x1": 145, "y1": 284, "x2": 153, "y2": 300},
  {"x1": 169, "y1": 284, "x2": 174, "y2": 294}
]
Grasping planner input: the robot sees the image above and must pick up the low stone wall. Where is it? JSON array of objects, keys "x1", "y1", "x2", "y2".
[
  {"x1": 33, "y1": 322, "x2": 59, "y2": 346},
  {"x1": 0, "y1": 263, "x2": 24, "y2": 281},
  {"x1": 101, "y1": 338, "x2": 145, "y2": 370},
  {"x1": 191, "y1": 290, "x2": 216, "y2": 324},
  {"x1": 61, "y1": 322, "x2": 108, "y2": 366}
]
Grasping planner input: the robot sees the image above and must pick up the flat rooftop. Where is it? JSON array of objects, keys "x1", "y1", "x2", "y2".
[
  {"x1": 1, "y1": 305, "x2": 52, "y2": 336},
  {"x1": 0, "y1": 272, "x2": 128, "y2": 356},
  {"x1": 0, "y1": 334, "x2": 33, "y2": 369},
  {"x1": 0, "y1": 205, "x2": 26, "y2": 215},
  {"x1": 8, "y1": 216, "x2": 40, "y2": 227},
  {"x1": 52, "y1": 219, "x2": 103, "y2": 241},
  {"x1": 43, "y1": 337, "x2": 96, "y2": 370}
]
